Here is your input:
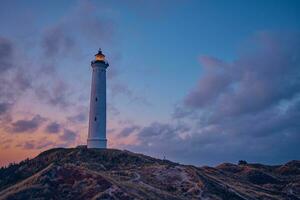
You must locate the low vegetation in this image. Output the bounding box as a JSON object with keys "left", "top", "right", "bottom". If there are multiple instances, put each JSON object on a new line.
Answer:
{"left": 0, "top": 147, "right": 299, "bottom": 199}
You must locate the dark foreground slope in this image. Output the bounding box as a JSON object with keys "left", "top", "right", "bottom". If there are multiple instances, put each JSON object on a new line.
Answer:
{"left": 0, "top": 147, "right": 299, "bottom": 200}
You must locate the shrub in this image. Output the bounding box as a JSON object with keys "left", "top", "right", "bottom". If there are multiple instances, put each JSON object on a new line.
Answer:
{"left": 238, "top": 160, "right": 248, "bottom": 165}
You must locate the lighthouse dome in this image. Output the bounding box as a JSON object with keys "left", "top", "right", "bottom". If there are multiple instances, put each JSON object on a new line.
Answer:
{"left": 95, "top": 48, "right": 105, "bottom": 61}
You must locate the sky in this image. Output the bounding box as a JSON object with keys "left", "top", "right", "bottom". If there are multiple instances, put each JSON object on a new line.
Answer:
{"left": 0, "top": 0, "right": 300, "bottom": 167}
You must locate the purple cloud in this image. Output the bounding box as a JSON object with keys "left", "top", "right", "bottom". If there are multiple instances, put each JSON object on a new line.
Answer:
{"left": 126, "top": 32, "right": 300, "bottom": 166}
{"left": 34, "top": 80, "right": 71, "bottom": 109}
{"left": 42, "top": 26, "right": 75, "bottom": 58}
{"left": 67, "top": 112, "right": 87, "bottom": 123}
{"left": 119, "top": 125, "right": 140, "bottom": 137}
{"left": 0, "top": 37, "right": 14, "bottom": 73}
{"left": 20, "top": 139, "right": 55, "bottom": 150}
{"left": 23, "top": 141, "right": 35, "bottom": 150}
{"left": 185, "top": 32, "right": 300, "bottom": 119}
{"left": 59, "top": 129, "right": 77, "bottom": 143}
{"left": 109, "top": 82, "right": 151, "bottom": 105}
{"left": 0, "top": 103, "right": 10, "bottom": 116}
{"left": 9, "top": 115, "right": 46, "bottom": 133}
{"left": 0, "top": 37, "right": 33, "bottom": 123}
{"left": 45, "top": 122, "right": 61, "bottom": 134}
{"left": 40, "top": 0, "right": 115, "bottom": 60}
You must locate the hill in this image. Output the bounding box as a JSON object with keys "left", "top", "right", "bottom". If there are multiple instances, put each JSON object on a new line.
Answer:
{"left": 0, "top": 147, "right": 299, "bottom": 200}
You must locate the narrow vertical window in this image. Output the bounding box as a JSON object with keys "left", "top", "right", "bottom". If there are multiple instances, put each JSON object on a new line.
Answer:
{"left": 94, "top": 117, "right": 97, "bottom": 121}
{"left": 95, "top": 97, "right": 98, "bottom": 102}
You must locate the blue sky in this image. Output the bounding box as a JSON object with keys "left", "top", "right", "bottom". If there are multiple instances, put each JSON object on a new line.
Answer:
{"left": 0, "top": 0, "right": 300, "bottom": 166}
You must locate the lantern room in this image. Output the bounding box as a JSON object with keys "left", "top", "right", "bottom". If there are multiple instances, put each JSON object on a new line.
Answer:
{"left": 95, "top": 48, "right": 105, "bottom": 61}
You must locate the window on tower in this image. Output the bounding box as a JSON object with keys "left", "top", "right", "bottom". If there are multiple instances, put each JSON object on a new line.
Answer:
{"left": 95, "top": 97, "right": 98, "bottom": 101}
{"left": 94, "top": 117, "right": 97, "bottom": 121}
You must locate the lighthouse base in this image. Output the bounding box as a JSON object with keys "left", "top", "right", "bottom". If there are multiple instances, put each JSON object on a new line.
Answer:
{"left": 87, "top": 138, "right": 107, "bottom": 149}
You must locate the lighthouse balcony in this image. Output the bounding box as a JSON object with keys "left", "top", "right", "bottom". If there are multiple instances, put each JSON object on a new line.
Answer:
{"left": 91, "top": 60, "right": 109, "bottom": 66}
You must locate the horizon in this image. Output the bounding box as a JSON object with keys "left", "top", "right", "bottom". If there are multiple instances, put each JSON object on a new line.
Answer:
{"left": 0, "top": 0, "right": 300, "bottom": 167}
{"left": 1, "top": 146, "right": 298, "bottom": 168}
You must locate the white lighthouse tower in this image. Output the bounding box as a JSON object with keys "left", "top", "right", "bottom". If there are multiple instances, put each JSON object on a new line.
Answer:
{"left": 87, "top": 49, "right": 109, "bottom": 148}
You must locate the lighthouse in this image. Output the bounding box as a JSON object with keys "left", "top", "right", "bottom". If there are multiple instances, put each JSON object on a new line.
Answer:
{"left": 87, "top": 49, "right": 109, "bottom": 148}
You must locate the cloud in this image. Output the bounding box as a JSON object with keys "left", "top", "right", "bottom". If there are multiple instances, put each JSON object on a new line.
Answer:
{"left": 119, "top": 125, "right": 140, "bottom": 137}
{"left": 0, "top": 37, "right": 14, "bottom": 73}
{"left": 35, "top": 0, "right": 119, "bottom": 111}
{"left": 67, "top": 112, "right": 87, "bottom": 123}
{"left": 0, "top": 36, "right": 33, "bottom": 122}
{"left": 107, "top": 103, "right": 120, "bottom": 116}
{"left": 0, "top": 139, "right": 12, "bottom": 145}
{"left": 40, "top": 0, "right": 115, "bottom": 60}
{"left": 23, "top": 141, "right": 35, "bottom": 150}
{"left": 35, "top": 139, "right": 55, "bottom": 150}
{"left": 20, "top": 139, "right": 55, "bottom": 150}
{"left": 42, "top": 26, "right": 75, "bottom": 58}
{"left": 0, "top": 103, "right": 10, "bottom": 116}
{"left": 0, "top": 37, "right": 15, "bottom": 102}
{"left": 110, "top": 82, "right": 133, "bottom": 98}
{"left": 126, "top": 32, "right": 300, "bottom": 165}
{"left": 185, "top": 32, "right": 300, "bottom": 120}
{"left": 128, "top": 122, "right": 191, "bottom": 161}
{"left": 184, "top": 67, "right": 232, "bottom": 108}
{"left": 14, "top": 70, "right": 32, "bottom": 90}
{"left": 109, "top": 82, "right": 151, "bottom": 105}
{"left": 118, "top": 0, "right": 186, "bottom": 19}
{"left": 132, "top": 122, "right": 190, "bottom": 157}
{"left": 138, "top": 122, "right": 190, "bottom": 139}
{"left": 45, "top": 122, "right": 61, "bottom": 134}
{"left": 34, "top": 80, "right": 71, "bottom": 109}
{"left": 0, "top": 0, "right": 121, "bottom": 163}
{"left": 9, "top": 115, "right": 46, "bottom": 133}
{"left": 59, "top": 129, "right": 77, "bottom": 143}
